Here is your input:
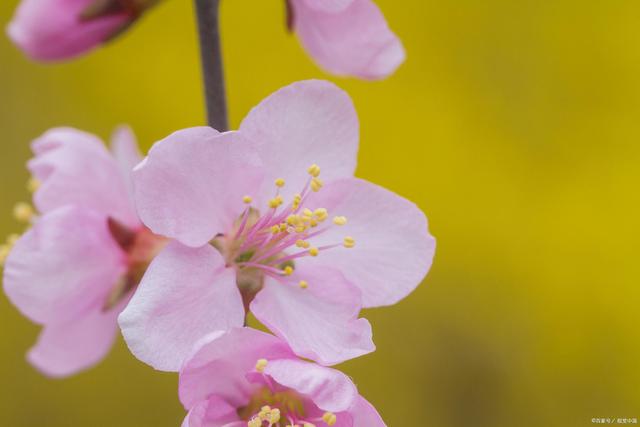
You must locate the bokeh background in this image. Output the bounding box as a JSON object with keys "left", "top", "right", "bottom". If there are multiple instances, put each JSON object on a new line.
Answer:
{"left": 1, "top": 1, "right": 640, "bottom": 426}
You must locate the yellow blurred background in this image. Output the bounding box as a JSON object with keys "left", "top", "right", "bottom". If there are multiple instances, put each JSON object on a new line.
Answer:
{"left": 2, "top": 1, "right": 640, "bottom": 426}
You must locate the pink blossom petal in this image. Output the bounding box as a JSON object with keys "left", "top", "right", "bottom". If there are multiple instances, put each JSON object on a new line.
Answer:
{"left": 239, "top": 80, "right": 358, "bottom": 205}
{"left": 250, "top": 265, "right": 374, "bottom": 365}
{"left": 27, "top": 303, "right": 122, "bottom": 378}
{"left": 28, "top": 127, "right": 137, "bottom": 227}
{"left": 7, "top": 0, "right": 130, "bottom": 62}
{"left": 118, "top": 241, "right": 244, "bottom": 372}
{"left": 350, "top": 396, "right": 386, "bottom": 427}
{"left": 3, "top": 206, "right": 125, "bottom": 324}
{"left": 133, "top": 129, "right": 263, "bottom": 247}
{"left": 302, "top": 0, "right": 354, "bottom": 13}
{"left": 110, "top": 125, "right": 142, "bottom": 216}
{"left": 181, "top": 396, "right": 239, "bottom": 427}
{"left": 292, "top": 0, "right": 405, "bottom": 79}
{"left": 303, "top": 178, "right": 436, "bottom": 308}
{"left": 263, "top": 359, "right": 357, "bottom": 413}
{"left": 179, "top": 328, "right": 294, "bottom": 410}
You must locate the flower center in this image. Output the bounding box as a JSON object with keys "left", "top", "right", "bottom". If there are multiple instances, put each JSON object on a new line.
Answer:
{"left": 210, "top": 164, "right": 355, "bottom": 304}
{"left": 103, "top": 217, "right": 167, "bottom": 310}
{"left": 237, "top": 359, "right": 338, "bottom": 427}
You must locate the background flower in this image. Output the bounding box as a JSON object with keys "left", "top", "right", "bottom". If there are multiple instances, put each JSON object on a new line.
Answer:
{"left": 2, "top": 126, "right": 165, "bottom": 377}
{"left": 179, "top": 327, "right": 385, "bottom": 427}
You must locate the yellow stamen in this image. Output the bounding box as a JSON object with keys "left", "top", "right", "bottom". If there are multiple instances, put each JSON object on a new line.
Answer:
{"left": 270, "top": 225, "right": 281, "bottom": 234}
{"left": 295, "top": 239, "right": 306, "bottom": 248}
{"left": 303, "top": 423, "right": 316, "bottom": 427}
{"left": 268, "top": 196, "right": 283, "bottom": 209}
{"left": 243, "top": 195, "right": 253, "bottom": 204}
{"left": 309, "top": 247, "right": 319, "bottom": 257}
{"left": 301, "top": 241, "right": 310, "bottom": 249}
{"left": 0, "top": 244, "right": 10, "bottom": 267}
{"left": 322, "top": 412, "right": 337, "bottom": 426}
{"left": 27, "top": 177, "right": 40, "bottom": 193}
{"left": 248, "top": 418, "right": 262, "bottom": 427}
{"left": 279, "top": 223, "right": 287, "bottom": 232}
{"left": 314, "top": 208, "right": 328, "bottom": 221}
{"left": 283, "top": 266, "right": 294, "bottom": 276}
{"left": 333, "top": 216, "right": 347, "bottom": 226}
{"left": 268, "top": 408, "right": 280, "bottom": 423}
{"left": 299, "top": 280, "right": 308, "bottom": 289}
{"left": 275, "top": 178, "right": 286, "bottom": 188}
{"left": 343, "top": 236, "right": 355, "bottom": 248}
{"left": 292, "top": 193, "right": 302, "bottom": 209}
{"left": 307, "top": 164, "right": 321, "bottom": 177}
{"left": 13, "top": 202, "right": 34, "bottom": 223}
{"left": 310, "top": 178, "right": 323, "bottom": 192}
{"left": 255, "top": 358, "right": 268, "bottom": 373}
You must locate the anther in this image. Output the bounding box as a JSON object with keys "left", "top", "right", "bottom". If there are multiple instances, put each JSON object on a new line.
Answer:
{"left": 13, "top": 202, "right": 34, "bottom": 223}
{"left": 248, "top": 418, "right": 262, "bottom": 427}
{"left": 343, "top": 236, "right": 355, "bottom": 248}
{"left": 299, "top": 280, "right": 308, "bottom": 289}
{"left": 309, "top": 247, "right": 319, "bottom": 257}
{"left": 255, "top": 358, "right": 268, "bottom": 373}
{"left": 243, "top": 195, "right": 253, "bottom": 204}
{"left": 322, "top": 412, "right": 337, "bottom": 426}
{"left": 269, "top": 196, "right": 283, "bottom": 209}
{"left": 333, "top": 216, "right": 347, "bottom": 226}
{"left": 303, "top": 423, "right": 316, "bottom": 427}
{"left": 283, "top": 266, "right": 294, "bottom": 276}
{"left": 275, "top": 178, "right": 286, "bottom": 188}
{"left": 307, "top": 164, "right": 321, "bottom": 177}
{"left": 27, "top": 177, "right": 40, "bottom": 193}
{"left": 0, "top": 244, "right": 10, "bottom": 267}
{"left": 310, "top": 178, "right": 323, "bottom": 192}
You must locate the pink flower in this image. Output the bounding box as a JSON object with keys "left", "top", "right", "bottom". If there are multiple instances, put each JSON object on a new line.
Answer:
{"left": 287, "top": 0, "right": 405, "bottom": 79}
{"left": 119, "top": 80, "right": 436, "bottom": 371}
{"left": 2, "top": 126, "right": 166, "bottom": 377}
{"left": 7, "top": 0, "right": 158, "bottom": 62}
{"left": 179, "top": 327, "right": 386, "bottom": 427}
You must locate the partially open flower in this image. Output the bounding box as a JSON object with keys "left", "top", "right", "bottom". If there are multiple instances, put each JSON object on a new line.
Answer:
{"left": 7, "top": 0, "right": 160, "bottom": 62}
{"left": 287, "top": 0, "right": 405, "bottom": 79}
{"left": 2, "top": 126, "right": 166, "bottom": 377}
{"left": 119, "top": 80, "right": 436, "bottom": 371}
{"left": 179, "top": 327, "right": 386, "bottom": 427}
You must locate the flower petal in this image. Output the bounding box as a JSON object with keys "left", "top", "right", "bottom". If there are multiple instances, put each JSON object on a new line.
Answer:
{"left": 303, "top": 178, "right": 436, "bottom": 307}
{"left": 239, "top": 80, "right": 358, "bottom": 205}
{"left": 292, "top": 0, "right": 405, "bottom": 79}
{"left": 181, "top": 396, "right": 239, "bottom": 427}
{"left": 251, "top": 265, "right": 374, "bottom": 365}
{"left": 133, "top": 129, "right": 263, "bottom": 247}
{"left": 302, "top": 0, "right": 354, "bottom": 13}
{"left": 118, "top": 241, "right": 244, "bottom": 372}
{"left": 3, "top": 206, "right": 125, "bottom": 324}
{"left": 350, "top": 396, "right": 386, "bottom": 427}
{"left": 7, "top": 0, "right": 130, "bottom": 62}
{"left": 179, "top": 328, "right": 294, "bottom": 410}
{"left": 264, "top": 358, "right": 358, "bottom": 413}
{"left": 110, "top": 125, "right": 142, "bottom": 216}
{"left": 28, "top": 127, "right": 137, "bottom": 227}
{"left": 27, "top": 303, "right": 122, "bottom": 378}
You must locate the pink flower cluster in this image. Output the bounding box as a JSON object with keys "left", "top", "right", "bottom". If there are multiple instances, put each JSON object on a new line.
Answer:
{"left": 7, "top": 0, "right": 404, "bottom": 79}
{"left": 4, "top": 1, "right": 434, "bottom": 425}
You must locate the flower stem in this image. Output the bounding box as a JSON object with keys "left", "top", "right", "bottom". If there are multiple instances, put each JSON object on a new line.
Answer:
{"left": 193, "top": 0, "right": 228, "bottom": 131}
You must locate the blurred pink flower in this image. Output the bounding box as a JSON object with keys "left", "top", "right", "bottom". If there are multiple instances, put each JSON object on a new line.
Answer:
{"left": 119, "top": 80, "right": 435, "bottom": 371}
{"left": 179, "top": 327, "right": 386, "bottom": 427}
{"left": 2, "top": 126, "right": 166, "bottom": 377}
{"left": 288, "top": 0, "right": 405, "bottom": 79}
{"left": 6, "top": 0, "right": 158, "bottom": 62}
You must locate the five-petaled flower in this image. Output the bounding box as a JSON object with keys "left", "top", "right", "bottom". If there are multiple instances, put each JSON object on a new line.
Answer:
{"left": 179, "top": 327, "right": 386, "bottom": 427}
{"left": 7, "top": 0, "right": 159, "bottom": 62}
{"left": 287, "top": 0, "right": 405, "bottom": 79}
{"left": 2, "top": 126, "right": 166, "bottom": 377}
{"left": 118, "top": 79, "right": 436, "bottom": 371}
